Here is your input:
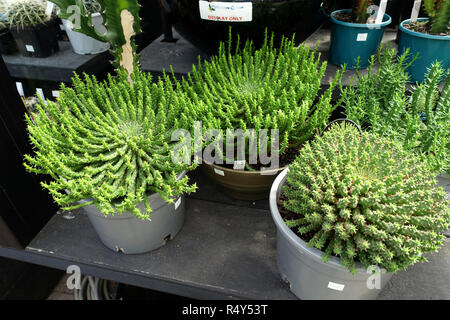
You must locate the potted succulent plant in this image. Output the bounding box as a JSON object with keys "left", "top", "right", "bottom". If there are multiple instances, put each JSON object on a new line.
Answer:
{"left": 24, "top": 0, "right": 202, "bottom": 254}
{"left": 329, "top": 0, "right": 392, "bottom": 69}
{"left": 60, "top": 0, "right": 110, "bottom": 55}
{"left": 398, "top": 0, "right": 450, "bottom": 83}
{"left": 183, "top": 32, "right": 343, "bottom": 200}
{"left": 6, "top": 0, "right": 60, "bottom": 57}
{"left": 270, "top": 122, "right": 450, "bottom": 300}
{"left": 342, "top": 46, "right": 450, "bottom": 175}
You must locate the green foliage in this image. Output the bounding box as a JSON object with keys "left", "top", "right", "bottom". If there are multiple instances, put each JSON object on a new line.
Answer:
{"left": 82, "top": 0, "right": 101, "bottom": 14}
{"left": 423, "top": 0, "right": 450, "bottom": 34}
{"left": 341, "top": 46, "right": 450, "bottom": 174}
{"left": 181, "top": 32, "right": 342, "bottom": 168}
{"left": 282, "top": 123, "right": 450, "bottom": 273}
{"left": 49, "top": 0, "right": 141, "bottom": 72}
{"left": 6, "top": 0, "right": 52, "bottom": 30}
{"left": 24, "top": 71, "right": 201, "bottom": 219}
{"left": 352, "top": 0, "right": 373, "bottom": 23}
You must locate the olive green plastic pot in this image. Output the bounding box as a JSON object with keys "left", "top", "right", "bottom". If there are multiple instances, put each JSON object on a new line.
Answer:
{"left": 201, "top": 161, "right": 287, "bottom": 200}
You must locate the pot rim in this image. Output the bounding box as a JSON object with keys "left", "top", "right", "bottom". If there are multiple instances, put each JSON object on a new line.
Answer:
{"left": 330, "top": 9, "right": 391, "bottom": 28}
{"left": 270, "top": 168, "right": 370, "bottom": 273}
{"left": 400, "top": 18, "right": 450, "bottom": 40}
{"left": 203, "top": 159, "right": 288, "bottom": 176}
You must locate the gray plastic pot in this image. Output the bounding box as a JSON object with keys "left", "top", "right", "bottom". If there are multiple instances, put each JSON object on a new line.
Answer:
{"left": 270, "top": 168, "right": 393, "bottom": 300}
{"left": 79, "top": 172, "right": 186, "bottom": 254}
{"left": 62, "top": 13, "right": 109, "bottom": 55}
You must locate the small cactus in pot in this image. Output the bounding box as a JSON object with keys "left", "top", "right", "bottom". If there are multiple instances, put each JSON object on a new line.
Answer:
{"left": 6, "top": 0, "right": 54, "bottom": 31}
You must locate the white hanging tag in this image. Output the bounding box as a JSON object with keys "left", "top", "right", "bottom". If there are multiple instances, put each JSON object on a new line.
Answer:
{"left": 36, "top": 88, "right": 47, "bottom": 106}
{"left": 16, "top": 82, "right": 25, "bottom": 97}
{"left": 174, "top": 197, "right": 181, "bottom": 210}
{"left": 357, "top": 33, "right": 368, "bottom": 42}
{"left": 52, "top": 90, "right": 60, "bottom": 98}
{"left": 25, "top": 45, "right": 35, "bottom": 53}
{"left": 214, "top": 168, "right": 225, "bottom": 176}
{"left": 411, "top": 0, "right": 421, "bottom": 23}
{"left": 375, "top": 0, "right": 387, "bottom": 24}
{"left": 233, "top": 160, "right": 246, "bottom": 170}
{"left": 199, "top": 0, "right": 252, "bottom": 22}
{"left": 45, "top": 2, "right": 55, "bottom": 18}
{"left": 328, "top": 281, "right": 345, "bottom": 292}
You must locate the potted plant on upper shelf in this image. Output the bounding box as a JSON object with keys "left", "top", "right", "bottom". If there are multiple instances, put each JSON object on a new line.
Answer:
{"left": 24, "top": 0, "right": 203, "bottom": 254}
{"left": 60, "top": 0, "right": 110, "bottom": 55}
{"left": 398, "top": 0, "right": 450, "bottom": 83}
{"left": 182, "top": 32, "right": 343, "bottom": 200}
{"left": 329, "top": 0, "right": 392, "bottom": 69}
{"left": 6, "top": 0, "right": 60, "bottom": 58}
{"left": 270, "top": 122, "right": 450, "bottom": 299}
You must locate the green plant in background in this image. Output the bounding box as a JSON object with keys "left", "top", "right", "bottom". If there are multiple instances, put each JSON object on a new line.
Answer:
{"left": 50, "top": 0, "right": 141, "bottom": 78}
{"left": 6, "top": 0, "right": 53, "bottom": 31}
{"left": 182, "top": 32, "right": 343, "bottom": 170}
{"left": 341, "top": 46, "right": 450, "bottom": 174}
{"left": 24, "top": 71, "right": 201, "bottom": 219}
{"left": 353, "top": 0, "right": 373, "bottom": 23}
{"left": 282, "top": 123, "right": 450, "bottom": 273}
{"left": 423, "top": 0, "right": 450, "bottom": 34}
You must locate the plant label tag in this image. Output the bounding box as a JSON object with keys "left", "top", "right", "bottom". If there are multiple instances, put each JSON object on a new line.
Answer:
{"left": 214, "top": 168, "right": 225, "bottom": 176}
{"left": 52, "top": 90, "right": 60, "bottom": 98}
{"left": 375, "top": 0, "right": 387, "bottom": 24}
{"left": 411, "top": 0, "right": 421, "bottom": 23}
{"left": 233, "top": 160, "right": 246, "bottom": 170}
{"left": 25, "top": 45, "right": 35, "bottom": 53}
{"left": 357, "top": 33, "right": 368, "bottom": 42}
{"left": 328, "top": 281, "right": 345, "bottom": 291}
{"left": 199, "top": 1, "right": 252, "bottom": 22}
{"left": 175, "top": 197, "right": 181, "bottom": 210}
{"left": 36, "top": 88, "right": 47, "bottom": 106}
{"left": 16, "top": 82, "right": 25, "bottom": 97}
{"left": 46, "top": 2, "right": 54, "bottom": 18}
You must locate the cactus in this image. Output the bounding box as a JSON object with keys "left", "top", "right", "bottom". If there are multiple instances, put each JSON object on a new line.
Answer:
{"left": 24, "top": 70, "right": 201, "bottom": 219}
{"left": 50, "top": 0, "right": 141, "bottom": 78}
{"left": 353, "top": 0, "right": 373, "bottom": 23}
{"left": 6, "top": 0, "right": 53, "bottom": 31}
{"left": 281, "top": 123, "right": 450, "bottom": 273}
{"left": 181, "top": 31, "right": 342, "bottom": 169}
{"left": 82, "top": 0, "right": 101, "bottom": 14}
{"left": 423, "top": 0, "right": 450, "bottom": 34}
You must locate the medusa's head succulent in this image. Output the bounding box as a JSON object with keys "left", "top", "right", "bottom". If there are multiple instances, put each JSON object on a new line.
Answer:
{"left": 6, "top": 0, "right": 52, "bottom": 30}
{"left": 24, "top": 71, "right": 203, "bottom": 219}
{"left": 281, "top": 123, "right": 450, "bottom": 273}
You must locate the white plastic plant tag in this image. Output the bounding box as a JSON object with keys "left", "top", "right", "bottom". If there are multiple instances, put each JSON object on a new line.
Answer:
{"left": 25, "top": 45, "right": 35, "bottom": 53}
{"left": 174, "top": 197, "right": 181, "bottom": 210}
{"left": 375, "top": 0, "right": 387, "bottom": 24}
{"left": 233, "top": 160, "right": 246, "bottom": 170}
{"left": 357, "top": 33, "right": 368, "bottom": 42}
{"left": 411, "top": 0, "right": 421, "bottom": 23}
{"left": 45, "top": 2, "right": 54, "bottom": 18}
{"left": 52, "top": 90, "right": 60, "bottom": 98}
{"left": 36, "top": 88, "right": 47, "bottom": 106}
{"left": 16, "top": 82, "right": 25, "bottom": 97}
{"left": 214, "top": 168, "right": 225, "bottom": 176}
{"left": 199, "top": 0, "right": 252, "bottom": 22}
{"left": 328, "top": 281, "right": 345, "bottom": 291}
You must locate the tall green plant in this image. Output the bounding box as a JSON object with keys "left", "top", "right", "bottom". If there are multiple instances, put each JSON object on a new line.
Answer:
{"left": 50, "top": 0, "right": 141, "bottom": 77}
{"left": 341, "top": 46, "right": 450, "bottom": 174}
{"left": 423, "top": 0, "right": 450, "bottom": 34}
{"left": 353, "top": 0, "right": 373, "bottom": 23}
{"left": 181, "top": 32, "right": 343, "bottom": 170}
{"left": 24, "top": 71, "right": 201, "bottom": 219}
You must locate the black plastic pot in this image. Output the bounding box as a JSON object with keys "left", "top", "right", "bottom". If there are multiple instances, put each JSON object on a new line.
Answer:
{"left": 10, "top": 19, "right": 59, "bottom": 58}
{"left": 161, "top": 0, "right": 332, "bottom": 54}
{"left": 0, "top": 29, "right": 17, "bottom": 54}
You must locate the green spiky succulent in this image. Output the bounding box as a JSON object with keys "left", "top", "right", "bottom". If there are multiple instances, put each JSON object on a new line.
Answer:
{"left": 423, "top": 0, "right": 450, "bottom": 34}
{"left": 82, "top": 0, "right": 101, "bottom": 14}
{"left": 6, "top": 0, "right": 53, "bottom": 30}
{"left": 50, "top": 0, "right": 141, "bottom": 76}
{"left": 342, "top": 46, "right": 450, "bottom": 174}
{"left": 24, "top": 71, "right": 202, "bottom": 219}
{"left": 281, "top": 123, "right": 450, "bottom": 274}
{"left": 182, "top": 31, "right": 342, "bottom": 170}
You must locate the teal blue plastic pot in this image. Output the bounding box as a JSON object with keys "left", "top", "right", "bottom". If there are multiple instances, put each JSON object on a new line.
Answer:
{"left": 398, "top": 18, "right": 450, "bottom": 83}
{"left": 329, "top": 9, "right": 392, "bottom": 69}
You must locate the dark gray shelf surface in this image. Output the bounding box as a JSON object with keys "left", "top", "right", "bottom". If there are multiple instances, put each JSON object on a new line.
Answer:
{"left": 2, "top": 41, "right": 110, "bottom": 83}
